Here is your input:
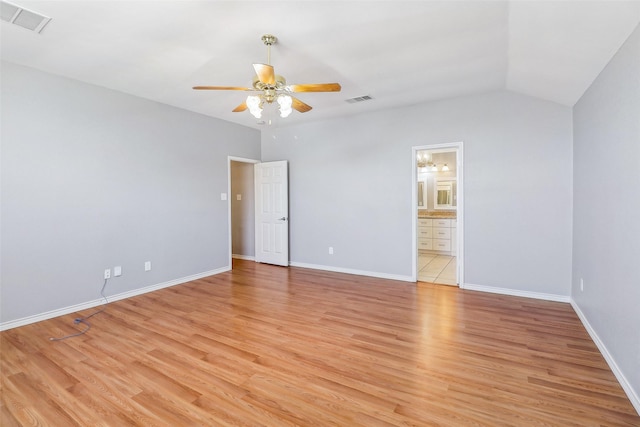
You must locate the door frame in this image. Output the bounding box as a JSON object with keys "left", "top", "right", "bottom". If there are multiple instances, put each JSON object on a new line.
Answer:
{"left": 227, "top": 156, "right": 260, "bottom": 268}
{"left": 412, "top": 142, "right": 464, "bottom": 287}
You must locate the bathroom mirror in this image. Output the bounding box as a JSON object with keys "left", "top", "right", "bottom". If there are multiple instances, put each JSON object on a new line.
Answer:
{"left": 434, "top": 178, "right": 456, "bottom": 210}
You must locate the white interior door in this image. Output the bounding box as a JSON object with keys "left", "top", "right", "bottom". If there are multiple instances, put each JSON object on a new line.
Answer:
{"left": 254, "top": 161, "right": 289, "bottom": 266}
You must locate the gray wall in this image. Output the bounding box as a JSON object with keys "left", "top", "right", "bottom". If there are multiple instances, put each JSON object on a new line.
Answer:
{"left": 230, "top": 161, "right": 255, "bottom": 258}
{"left": 0, "top": 61, "right": 260, "bottom": 324}
{"left": 572, "top": 24, "right": 640, "bottom": 399}
{"left": 262, "top": 91, "right": 573, "bottom": 296}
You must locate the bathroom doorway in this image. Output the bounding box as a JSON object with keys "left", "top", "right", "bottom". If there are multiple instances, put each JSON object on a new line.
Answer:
{"left": 228, "top": 157, "right": 259, "bottom": 267}
{"left": 413, "top": 143, "right": 464, "bottom": 286}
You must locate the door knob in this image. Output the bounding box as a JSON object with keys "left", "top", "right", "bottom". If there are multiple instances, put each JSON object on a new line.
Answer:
{"left": 278, "top": 217, "right": 288, "bottom": 221}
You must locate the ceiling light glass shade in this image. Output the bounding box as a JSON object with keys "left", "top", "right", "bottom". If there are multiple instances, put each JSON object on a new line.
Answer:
{"left": 442, "top": 164, "right": 449, "bottom": 171}
{"left": 277, "top": 95, "right": 292, "bottom": 118}
{"left": 432, "top": 165, "right": 438, "bottom": 172}
{"left": 246, "top": 95, "right": 263, "bottom": 118}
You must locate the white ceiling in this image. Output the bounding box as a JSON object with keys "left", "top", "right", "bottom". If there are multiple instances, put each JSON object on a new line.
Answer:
{"left": 2, "top": 1, "right": 639, "bottom": 129}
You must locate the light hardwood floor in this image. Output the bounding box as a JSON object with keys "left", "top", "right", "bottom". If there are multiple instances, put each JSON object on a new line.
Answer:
{"left": 1, "top": 259, "right": 638, "bottom": 426}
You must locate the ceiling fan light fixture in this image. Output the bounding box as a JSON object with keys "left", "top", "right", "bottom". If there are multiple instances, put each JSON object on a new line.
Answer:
{"left": 277, "top": 95, "right": 292, "bottom": 118}
{"left": 246, "top": 95, "right": 262, "bottom": 118}
{"left": 193, "top": 34, "right": 341, "bottom": 120}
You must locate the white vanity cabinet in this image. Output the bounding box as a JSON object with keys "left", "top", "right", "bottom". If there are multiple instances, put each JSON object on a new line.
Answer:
{"left": 418, "top": 217, "right": 456, "bottom": 255}
{"left": 417, "top": 219, "right": 433, "bottom": 250}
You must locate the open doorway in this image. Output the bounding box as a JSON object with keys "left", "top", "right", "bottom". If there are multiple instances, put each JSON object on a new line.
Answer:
{"left": 413, "top": 143, "right": 464, "bottom": 287}
{"left": 228, "top": 157, "right": 259, "bottom": 267}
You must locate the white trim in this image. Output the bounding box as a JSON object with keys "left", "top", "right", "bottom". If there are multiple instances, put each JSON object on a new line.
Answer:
{"left": 412, "top": 142, "right": 464, "bottom": 287}
{"left": 227, "top": 156, "right": 260, "bottom": 269}
{"left": 232, "top": 254, "right": 255, "bottom": 261}
{"left": 456, "top": 143, "right": 464, "bottom": 287}
{"left": 463, "top": 282, "right": 570, "bottom": 303}
{"left": 570, "top": 299, "right": 640, "bottom": 414}
{"left": 0, "top": 266, "right": 230, "bottom": 331}
{"left": 411, "top": 149, "right": 418, "bottom": 281}
{"left": 289, "top": 261, "right": 413, "bottom": 283}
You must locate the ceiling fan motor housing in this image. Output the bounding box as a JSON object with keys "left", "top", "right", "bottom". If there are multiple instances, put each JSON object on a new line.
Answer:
{"left": 252, "top": 75, "right": 287, "bottom": 103}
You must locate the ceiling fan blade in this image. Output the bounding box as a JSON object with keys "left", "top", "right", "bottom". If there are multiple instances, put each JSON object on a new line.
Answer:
{"left": 253, "top": 63, "right": 275, "bottom": 85}
{"left": 291, "top": 97, "right": 312, "bottom": 113}
{"left": 288, "top": 83, "right": 341, "bottom": 93}
{"left": 232, "top": 101, "right": 248, "bottom": 112}
{"left": 193, "top": 86, "right": 251, "bottom": 90}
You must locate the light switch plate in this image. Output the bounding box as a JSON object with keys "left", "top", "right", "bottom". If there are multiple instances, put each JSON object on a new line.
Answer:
{"left": 220, "top": 193, "right": 227, "bottom": 201}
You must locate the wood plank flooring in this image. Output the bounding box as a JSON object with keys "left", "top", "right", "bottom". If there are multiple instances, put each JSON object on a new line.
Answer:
{"left": 1, "top": 259, "right": 638, "bottom": 426}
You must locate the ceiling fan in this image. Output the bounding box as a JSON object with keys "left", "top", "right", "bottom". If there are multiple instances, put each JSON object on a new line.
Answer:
{"left": 193, "top": 34, "right": 341, "bottom": 119}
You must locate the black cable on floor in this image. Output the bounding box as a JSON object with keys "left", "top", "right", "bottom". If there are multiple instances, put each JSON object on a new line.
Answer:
{"left": 50, "top": 278, "right": 109, "bottom": 341}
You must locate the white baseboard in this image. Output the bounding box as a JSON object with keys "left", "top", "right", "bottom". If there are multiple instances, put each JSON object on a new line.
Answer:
{"left": 0, "top": 266, "right": 231, "bottom": 331}
{"left": 570, "top": 299, "right": 640, "bottom": 415}
{"left": 289, "top": 261, "right": 414, "bottom": 282}
{"left": 462, "top": 282, "right": 570, "bottom": 303}
{"left": 232, "top": 254, "right": 255, "bottom": 261}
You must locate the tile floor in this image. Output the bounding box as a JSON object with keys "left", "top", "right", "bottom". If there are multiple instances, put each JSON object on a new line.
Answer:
{"left": 418, "top": 253, "right": 457, "bottom": 285}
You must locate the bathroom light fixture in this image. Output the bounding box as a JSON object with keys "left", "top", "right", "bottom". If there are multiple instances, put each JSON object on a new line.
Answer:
{"left": 417, "top": 152, "right": 434, "bottom": 169}
{"left": 417, "top": 152, "right": 445, "bottom": 172}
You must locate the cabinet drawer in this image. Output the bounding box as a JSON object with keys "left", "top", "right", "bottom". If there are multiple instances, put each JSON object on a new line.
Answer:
{"left": 433, "top": 219, "right": 451, "bottom": 227}
{"left": 450, "top": 219, "right": 457, "bottom": 228}
{"left": 417, "top": 227, "right": 433, "bottom": 238}
{"left": 433, "top": 239, "right": 451, "bottom": 251}
{"left": 418, "top": 239, "right": 433, "bottom": 250}
{"left": 418, "top": 218, "right": 432, "bottom": 227}
{"left": 433, "top": 227, "right": 451, "bottom": 239}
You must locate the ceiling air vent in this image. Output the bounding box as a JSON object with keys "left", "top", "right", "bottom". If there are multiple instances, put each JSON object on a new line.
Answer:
{"left": 1, "top": 1, "right": 51, "bottom": 33}
{"left": 345, "top": 95, "right": 374, "bottom": 104}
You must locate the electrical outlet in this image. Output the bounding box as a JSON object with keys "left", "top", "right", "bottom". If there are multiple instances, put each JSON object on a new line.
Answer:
{"left": 104, "top": 269, "right": 111, "bottom": 279}
{"left": 329, "top": 247, "right": 334, "bottom": 255}
{"left": 144, "top": 261, "right": 151, "bottom": 272}
{"left": 114, "top": 266, "right": 122, "bottom": 277}
{"left": 580, "top": 278, "right": 584, "bottom": 291}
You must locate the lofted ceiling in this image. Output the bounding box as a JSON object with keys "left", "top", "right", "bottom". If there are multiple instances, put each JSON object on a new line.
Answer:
{"left": 1, "top": 1, "right": 639, "bottom": 129}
